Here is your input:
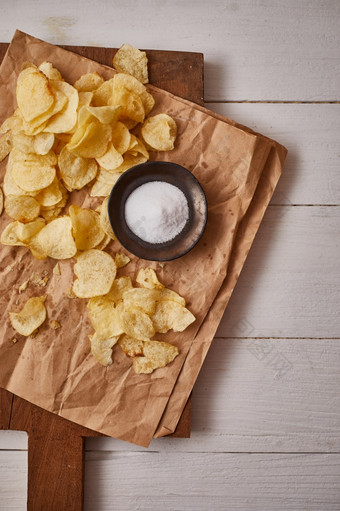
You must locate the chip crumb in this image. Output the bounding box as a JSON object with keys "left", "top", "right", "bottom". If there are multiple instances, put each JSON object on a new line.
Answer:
{"left": 29, "top": 329, "right": 39, "bottom": 338}
{"left": 31, "top": 272, "right": 49, "bottom": 287}
{"left": 42, "top": 269, "right": 49, "bottom": 276}
{"left": 66, "top": 286, "right": 76, "bottom": 299}
{"left": 53, "top": 263, "right": 61, "bottom": 275}
{"left": 12, "top": 337, "right": 18, "bottom": 344}
{"left": 115, "top": 252, "right": 131, "bottom": 269}
{"left": 50, "top": 320, "right": 61, "bottom": 330}
{"left": 18, "top": 280, "right": 29, "bottom": 293}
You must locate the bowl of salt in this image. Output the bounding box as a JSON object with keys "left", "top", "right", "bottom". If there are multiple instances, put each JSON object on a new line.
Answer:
{"left": 107, "top": 161, "right": 207, "bottom": 261}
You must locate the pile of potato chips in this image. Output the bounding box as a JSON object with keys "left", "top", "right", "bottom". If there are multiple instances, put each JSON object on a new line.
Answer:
{"left": 0, "top": 45, "right": 194, "bottom": 373}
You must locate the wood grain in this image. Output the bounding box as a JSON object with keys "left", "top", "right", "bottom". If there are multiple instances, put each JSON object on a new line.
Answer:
{"left": 0, "top": 0, "right": 338, "bottom": 101}
{"left": 0, "top": 41, "right": 204, "bottom": 509}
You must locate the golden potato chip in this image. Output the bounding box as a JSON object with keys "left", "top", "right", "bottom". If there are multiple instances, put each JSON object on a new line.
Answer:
{"left": 72, "top": 249, "right": 117, "bottom": 298}
{"left": 96, "top": 168, "right": 123, "bottom": 185}
{"left": 39, "top": 205, "right": 63, "bottom": 223}
{"left": 94, "top": 233, "right": 112, "bottom": 251}
{"left": 92, "top": 79, "right": 114, "bottom": 107}
{"left": 21, "top": 87, "right": 68, "bottom": 136}
{"left": 96, "top": 143, "right": 124, "bottom": 170}
{"left": 1, "top": 218, "right": 45, "bottom": 246}
{"left": 0, "top": 111, "right": 23, "bottom": 135}
{"left": 113, "top": 44, "right": 149, "bottom": 84}
{"left": 77, "top": 91, "right": 93, "bottom": 110}
{"left": 89, "top": 332, "right": 118, "bottom": 367}
{"left": 141, "top": 113, "right": 177, "bottom": 151}
{"left": 136, "top": 268, "right": 165, "bottom": 290}
{"left": 69, "top": 205, "right": 105, "bottom": 251}
{"left": 127, "top": 135, "right": 149, "bottom": 159}
{"left": 16, "top": 67, "right": 54, "bottom": 122}
{"left": 10, "top": 148, "right": 56, "bottom": 192}
{"left": 74, "top": 72, "right": 104, "bottom": 92}
{"left": 35, "top": 178, "right": 63, "bottom": 208}
{"left": 30, "top": 216, "right": 77, "bottom": 260}
{"left": 159, "top": 288, "right": 186, "bottom": 307}
{"left": 78, "top": 105, "right": 121, "bottom": 126}
{"left": 113, "top": 87, "right": 145, "bottom": 124}
{"left": 107, "top": 153, "right": 147, "bottom": 174}
{"left": 111, "top": 121, "right": 131, "bottom": 154}
{"left": 0, "top": 132, "right": 11, "bottom": 162}
{"left": 115, "top": 252, "right": 130, "bottom": 269}
{"left": 118, "top": 334, "right": 144, "bottom": 357}
{"left": 4, "top": 195, "right": 40, "bottom": 223}
{"left": 113, "top": 73, "right": 154, "bottom": 116}
{"left": 132, "top": 340, "right": 179, "bottom": 374}
{"left": 152, "top": 301, "right": 195, "bottom": 333}
{"left": 44, "top": 80, "right": 79, "bottom": 134}
{"left": 9, "top": 296, "right": 46, "bottom": 336}
{"left": 58, "top": 146, "right": 98, "bottom": 191}
{"left": 117, "top": 302, "right": 155, "bottom": 340}
{"left": 34, "top": 133, "right": 55, "bottom": 155}
{"left": 100, "top": 196, "right": 116, "bottom": 240}
{"left": 3, "top": 153, "right": 38, "bottom": 197}
{"left": 0, "top": 187, "right": 3, "bottom": 216}
{"left": 67, "top": 121, "right": 112, "bottom": 158}
{"left": 122, "top": 288, "right": 160, "bottom": 315}
{"left": 89, "top": 179, "right": 114, "bottom": 197}
{"left": 88, "top": 295, "right": 124, "bottom": 339}
{"left": 108, "top": 276, "right": 133, "bottom": 304}
{"left": 38, "top": 61, "right": 62, "bottom": 81}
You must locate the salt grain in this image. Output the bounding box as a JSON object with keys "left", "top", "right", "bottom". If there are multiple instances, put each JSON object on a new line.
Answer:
{"left": 125, "top": 181, "right": 189, "bottom": 243}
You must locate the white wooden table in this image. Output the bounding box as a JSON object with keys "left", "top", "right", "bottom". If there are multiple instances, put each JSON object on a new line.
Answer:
{"left": 1, "top": 1, "right": 339, "bottom": 509}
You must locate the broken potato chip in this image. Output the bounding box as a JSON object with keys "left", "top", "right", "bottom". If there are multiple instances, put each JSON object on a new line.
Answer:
{"left": 9, "top": 296, "right": 46, "bottom": 336}
{"left": 113, "top": 44, "right": 149, "bottom": 84}
{"left": 141, "top": 113, "right": 177, "bottom": 151}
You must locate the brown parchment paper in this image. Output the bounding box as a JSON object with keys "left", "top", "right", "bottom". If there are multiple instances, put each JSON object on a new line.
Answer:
{"left": 0, "top": 31, "right": 287, "bottom": 447}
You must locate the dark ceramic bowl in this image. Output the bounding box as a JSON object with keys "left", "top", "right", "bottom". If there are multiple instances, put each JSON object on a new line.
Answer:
{"left": 107, "top": 161, "right": 207, "bottom": 261}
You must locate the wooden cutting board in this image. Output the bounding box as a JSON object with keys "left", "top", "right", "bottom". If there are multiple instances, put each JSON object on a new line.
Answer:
{"left": 0, "top": 43, "right": 204, "bottom": 510}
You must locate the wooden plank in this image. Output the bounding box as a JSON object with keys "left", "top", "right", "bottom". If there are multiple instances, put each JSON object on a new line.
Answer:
{"left": 0, "top": 1, "right": 339, "bottom": 101}
{"left": 83, "top": 452, "right": 340, "bottom": 510}
{"left": 216, "top": 205, "right": 340, "bottom": 338}
{"left": 208, "top": 103, "right": 340, "bottom": 206}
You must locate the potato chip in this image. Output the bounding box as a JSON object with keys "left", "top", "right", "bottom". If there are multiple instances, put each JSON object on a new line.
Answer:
{"left": 34, "top": 133, "right": 55, "bottom": 155}
{"left": 113, "top": 73, "right": 154, "bottom": 116}
{"left": 92, "top": 79, "right": 114, "bottom": 107}
{"left": 90, "top": 179, "right": 114, "bottom": 198}
{"left": 74, "top": 72, "right": 104, "bottom": 92}
{"left": 69, "top": 205, "right": 105, "bottom": 251}
{"left": 30, "top": 216, "right": 77, "bottom": 260}
{"left": 108, "top": 276, "right": 133, "bottom": 304}
{"left": 35, "top": 178, "right": 63, "bottom": 208}
{"left": 10, "top": 148, "right": 56, "bottom": 192}
{"left": 4, "top": 195, "right": 40, "bottom": 222}
{"left": 38, "top": 61, "right": 62, "bottom": 81}
{"left": 3, "top": 153, "right": 38, "bottom": 197}
{"left": 67, "top": 121, "right": 112, "bottom": 158}
{"left": 122, "top": 288, "right": 160, "bottom": 315}
{"left": 96, "top": 143, "right": 124, "bottom": 170}
{"left": 136, "top": 268, "right": 165, "bottom": 290}
{"left": 78, "top": 105, "right": 121, "bottom": 126}
{"left": 113, "top": 44, "right": 149, "bottom": 84}
{"left": 127, "top": 135, "right": 149, "bottom": 159}
{"left": 39, "top": 205, "right": 63, "bottom": 223}
{"left": 152, "top": 301, "right": 195, "bottom": 333}
{"left": 72, "top": 249, "right": 117, "bottom": 298}
{"left": 1, "top": 218, "right": 45, "bottom": 246}
{"left": 0, "top": 132, "right": 11, "bottom": 162}
{"left": 16, "top": 67, "right": 54, "bottom": 122}
{"left": 117, "top": 302, "right": 155, "bottom": 340}
{"left": 115, "top": 252, "right": 130, "bottom": 268}
{"left": 9, "top": 296, "right": 46, "bottom": 336}
{"left": 118, "top": 334, "right": 144, "bottom": 357}
{"left": 107, "top": 153, "right": 147, "bottom": 174}
{"left": 132, "top": 340, "right": 179, "bottom": 374}
{"left": 0, "top": 187, "right": 3, "bottom": 216}
{"left": 0, "top": 111, "right": 23, "bottom": 135}
{"left": 88, "top": 295, "right": 124, "bottom": 339}
{"left": 94, "top": 233, "right": 112, "bottom": 251}
{"left": 111, "top": 121, "right": 131, "bottom": 154}
{"left": 159, "top": 288, "right": 186, "bottom": 307}
{"left": 77, "top": 91, "right": 93, "bottom": 110}
{"left": 58, "top": 146, "right": 98, "bottom": 191}
{"left": 20, "top": 87, "right": 67, "bottom": 136}
{"left": 141, "top": 113, "right": 177, "bottom": 151}
{"left": 44, "top": 80, "right": 79, "bottom": 134}
{"left": 100, "top": 197, "right": 116, "bottom": 240}
{"left": 89, "top": 332, "right": 118, "bottom": 366}
{"left": 96, "top": 167, "right": 123, "bottom": 185}
{"left": 112, "top": 86, "right": 145, "bottom": 124}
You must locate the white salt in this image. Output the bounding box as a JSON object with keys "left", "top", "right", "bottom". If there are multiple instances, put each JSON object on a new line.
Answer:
{"left": 124, "top": 181, "right": 189, "bottom": 243}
